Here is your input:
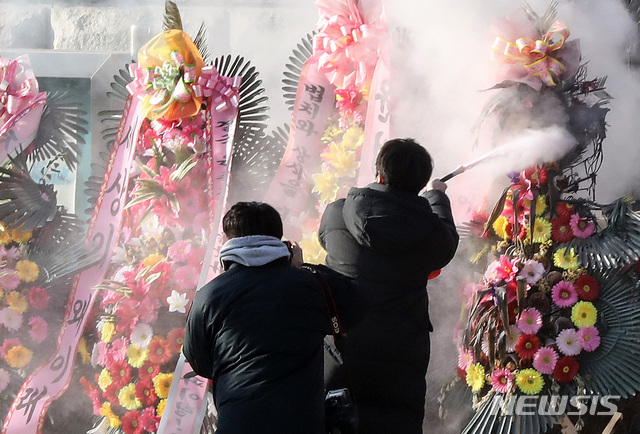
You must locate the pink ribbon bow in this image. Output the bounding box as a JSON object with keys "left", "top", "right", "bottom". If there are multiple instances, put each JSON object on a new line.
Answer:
{"left": 0, "top": 56, "right": 46, "bottom": 125}
{"left": 193, "top": 65, "right": 241, "bottom": 112}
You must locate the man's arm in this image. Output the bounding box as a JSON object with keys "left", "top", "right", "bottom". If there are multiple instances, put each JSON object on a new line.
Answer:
{"left": 421, "top": 187, "right": 460, "bottom": 269}
{"left": 183, "top": 289, "right": 215, "bottom": 379}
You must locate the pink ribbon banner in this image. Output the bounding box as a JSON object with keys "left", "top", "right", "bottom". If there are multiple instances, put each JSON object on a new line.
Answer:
{"left": 356, "top": 56, "right": 390, "bottom": 187}
{"left": 2, "top": 96, "right": 144, "bottom": 434}
{"left": 0, "top": 55, "right": 47, "bottom": 164}
{"left": 158, "top": 79, "right": 240, "bottom": 434}
{"left": 264, "top": 62, "right": 335, "bottom": 239}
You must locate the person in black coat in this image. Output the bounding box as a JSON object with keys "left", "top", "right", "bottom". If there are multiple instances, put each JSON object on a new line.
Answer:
{"left": 183, "top": 201, "right": 361, "bottom": 434}
{"left": 319, "top": 138, "right": 459, "bottom": 434}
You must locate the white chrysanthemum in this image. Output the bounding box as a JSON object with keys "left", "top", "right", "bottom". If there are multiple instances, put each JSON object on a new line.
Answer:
{"left": 131, "top": 323, "right": 154, "bottom": 349}
{"left": 140, "top": 214, "right": 163, "bottom": 239}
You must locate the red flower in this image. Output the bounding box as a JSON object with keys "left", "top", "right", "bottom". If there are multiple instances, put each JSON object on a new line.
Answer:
{"left": 515, "top": 334, "right": 540, "bottom": 359}
{"left": 139, "top": 361, "right": 161, "bottom": 382}
{"left": 556, "top": 202, "right": 576, "bottom": 218}
{"left": 148, "top": 337, "right": 172, "bottom": 365}
{"left": 520, "top": 166, "right": 548, "bottom": 187}
{"left": 103, "top": 383, "right": 121, "bottom": 407}
{"left": 575, "top": 274, "right": 600, "bottom": 301}
{"left": 135, "top": 379, "right": 158, "bottom": 406}
{"left": 551, "top": 216, "right": 574, "bottom": 243}
{"left": 554, "top": 356, "right": 579, "bottom": 383}
{"left": 167, "top": 328, "right": 185, "bottom": 354}
{"left": 109, "top": 360, "right": 132, "bottom": 387}
{"left": 28, "top": 287, "right": 50, "bottom": 310}
{"left": 122, "top": 411, "right": 144, "bottom": 434}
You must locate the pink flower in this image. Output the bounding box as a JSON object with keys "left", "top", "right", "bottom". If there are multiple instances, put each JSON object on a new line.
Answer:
{"left": 110, "top": 337, "right": 129, "bottom": 362}
{"left": 140, "top": 407, "right": 160, "bottom": 432}
{"left": 0, "top": 271, "right": 20, "bottom": 291}
{"left": 569, "top": 214, "right": 595, "bottom": 239}
{"left": 138, "top": 296, "right": 160, "bottom": 324}
{"left": 28, "top": 286, "right": 50, "bottom": 310}
{"left": 517, "top": 308, "right": 543, "bottom": 334}
{"left": 520, "top": 260, "right": 545, "bottom": 285}
{"left": 578, "top": 326, "right": 601, "bottom": 352}
{"left": 187, "top": 246, "right": 207, "bottom": 269}
{"left": 505, "top": 325, "right": 522, "bottom": 353}
{"left": 458, "top": 348, "right": 475, "bottom": 370}
{"left": 96, "top": 341, "right": 112, "bottom": 368}
{"left": 28, "top": 316, "right": 48, "bottom": 343}
{"left": 174, "top": 265, "right": 200, "bottom": 289}
{"left": 556, "top": 328, "right": 582, "bottom": 356}
{"left": 5, "top": 247, "right": 21, "bottom": 262}
{"left": 552, "top": 281, "right": 578, "bottom": 307}
{"left": 484, "top": 255, "right": 519, "bottom": 283}
{"left": 0, "top": 307, "right": 22, "bottom": 331}
{"left": 192, "top": 211, "right": 210, "bottom": 234}
{"left": 0, "top": 368, "right": 10, "bottom": 393}
{"left": 533, "top": 347, "right": 559, "bottom": 374}
{"left": 490, "top": 368, "right": 514, "bottom": 394}
{"left": 168, "top": 240, "right": 193, "bottom": 263}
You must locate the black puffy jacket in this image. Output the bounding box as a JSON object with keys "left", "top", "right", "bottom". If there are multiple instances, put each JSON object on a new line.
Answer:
{"left": 319, "top": 183, "right": 459, "bottom": 434}
{"left": 183, "top": 258, "right": 361, "bottom": 434}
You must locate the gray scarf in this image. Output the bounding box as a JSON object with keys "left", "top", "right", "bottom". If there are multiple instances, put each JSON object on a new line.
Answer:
{"left": 219, "top": 235, "right": 290, "bottom": 271}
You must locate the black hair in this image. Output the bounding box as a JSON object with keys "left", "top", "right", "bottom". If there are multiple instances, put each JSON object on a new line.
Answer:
{"left": 375, "top": 138, "right": 433, "bottom": 194}
{"left": 222, "top": 202, "right": 284, "bottom": 239}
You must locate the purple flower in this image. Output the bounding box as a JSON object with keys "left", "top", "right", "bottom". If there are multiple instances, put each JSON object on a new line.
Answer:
{"left": 552, "top": 281, "right": 578, "bottom": 307}
{"left": 533, "top": 346, "right": 559, "bottom": 374}
{"left": 578, "top": 326, "right": 601, "bottom": 352}
{"left": 556, "top": 328, "right": 582, "bottom": 356}
{"left": 517, "top": 308, "right": 543, "bottom": 334}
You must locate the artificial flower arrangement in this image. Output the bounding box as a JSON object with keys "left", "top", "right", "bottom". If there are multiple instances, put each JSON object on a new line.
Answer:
{"left": 0, "top": 225, "right": 46, "bottom": 389}
{"left": 79, "top": 112, "right": 212, "bottom": 433}
{"left": 297, "top": 0, "right": 386, "bottom": 263}
{"left": 458, "top": 163, "right": 603, "bottom": 400}
{"left": 446, "top": 3, "right": 640, "bottom": 433}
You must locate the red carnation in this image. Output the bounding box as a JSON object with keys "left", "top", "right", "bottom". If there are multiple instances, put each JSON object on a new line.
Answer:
{"left": 554, "top": 356, "right": 580, "bottom": 383}
{"left": 515, "top": 334, "right": 540, "bottom": 359}
{"left": 575, "top": 274, "right": 600, "bottom": 301}
{"left": 551, "top": 216, "right": 575, "bottom": 243}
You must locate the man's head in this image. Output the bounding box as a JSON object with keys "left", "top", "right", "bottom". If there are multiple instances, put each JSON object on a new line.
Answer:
{"left": 375, "top": 138, "right": 433, "bottom": 194}
{"left": 222, "top": 202, "right": 284, "bottom": 240}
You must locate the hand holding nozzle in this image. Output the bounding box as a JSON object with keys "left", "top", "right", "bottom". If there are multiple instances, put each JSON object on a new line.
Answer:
{"left": 440, "top": 165, "right": 466, "bottom": 183}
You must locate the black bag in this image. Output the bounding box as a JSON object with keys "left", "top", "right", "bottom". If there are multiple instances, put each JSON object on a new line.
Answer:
{"left": 303, "top": 265, "right": 358, "bottom": 434}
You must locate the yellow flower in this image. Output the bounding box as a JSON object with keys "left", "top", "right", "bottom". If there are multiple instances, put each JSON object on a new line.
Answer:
{"left": 153, "top": 372, "right": 174, "bottom": 399}
{"left": 321, "top": 126, "right": 342, "bottom": 143}
{"left": 516, "top": 368, "right": 544, "bottom": 395}
{"left": 101, "top": 321, "right": 116, "bottom": 343}
{"left": 312, "top": 167, "right": 340, "bottom": 204}
{"left": 466, "top": 363, "right": 485, "bottom": 392}
{"left": 118, "top": 383, "right": 141, "bottom": 410}
{"left": 342, "top": 127, "right": 364, "bottom": 151}
{"left": 98, "top": 369, "right": 113, "bottom": 392}
{"left": 527, "top": 218, "right": 551, "bottom": 244}
{"left": 6, "top": 345, "right": 33, "bottom": 368}
{"left": 127, "top": 344, "right": 149, "bottom": 368}
{"left": 299, "top": 231, "right": 327, "bottom": 265}
{"left": 11, "top": 227, "right": 32, "bottom": 243}
{"left": 493, "top": 215, "right": 510, "bottom": 239}
{"left": 157, "top": 399, "right": 167, "bottom": 417}
{"left": 77, "top": 338, "right": 91, "bottom": 365}
{"left": 143, "top": 253, "right": 165, "bottom": 269}
{"left": 554, "top": 247, "right": 580, "bottom": 270}
{"left": 0, "top": 227, "right": 12, "bottom": 244}
{"left": 6, "top": 291, "right": 28, "bottom": 314}
{"left": 571, "top": 301, "right": 597, "bottom": 327}
{"left": 535, "top": 195, "right": 547, "bottom": 215}
{"left": 15, "top": 260, "right": 39, "bottom": 282}
{"left": 321, "top": 142, "right": 359, "bottom": 178}
{"left": 99, "top": 403, "right": 121, "bottom": 428}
